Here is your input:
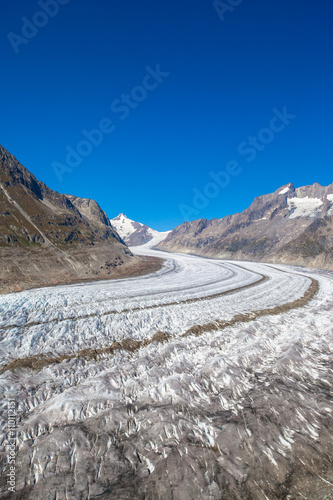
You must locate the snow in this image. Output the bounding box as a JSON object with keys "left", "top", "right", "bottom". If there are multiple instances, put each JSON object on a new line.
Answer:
{"left": 327, "top": 194, "right": 333, "bottom": 215}
{"left": 253, "top": 217, "right": 268, "bottom": 222}
{"left": 0, "top": 249, "right": 318, "bottom": 365}
{"left": 111, "top": 213, "right": 170, "bottom": 244}
{"left": 111, "top": 213, "right": 137, "bottom": 238}
{"left": 135, "top": 229, "right": 171, "bottom": 248}
{"left": 287, "top": 196, "right": 323, "bottom": 219}
{"left": 1, "top": 247, "right": 332, "bottom": 497}
{"left": 278, "top": 186, "right": 290, "bottom": 195}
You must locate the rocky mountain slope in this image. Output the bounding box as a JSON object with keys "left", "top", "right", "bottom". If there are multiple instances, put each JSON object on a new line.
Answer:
{"left": 0, "top": 145, "right": 160, "bottom": 293}
{"left": 111, "top": 213, "right": 170, "bottom": 246}
{"left": 156, "top": 182, "right": 333, "bottom": 270}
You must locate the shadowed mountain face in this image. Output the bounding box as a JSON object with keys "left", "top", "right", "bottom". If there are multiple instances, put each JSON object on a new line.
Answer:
{"left": 0, "top": 145, "right": 143, "bottom": 293}
{"left": 156, "top": 182, "right": 333, "bottom": 270}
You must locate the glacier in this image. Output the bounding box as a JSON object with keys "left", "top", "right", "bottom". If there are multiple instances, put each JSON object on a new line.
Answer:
{"left": 0, "top": 244, "right": 332, "bottom": 499}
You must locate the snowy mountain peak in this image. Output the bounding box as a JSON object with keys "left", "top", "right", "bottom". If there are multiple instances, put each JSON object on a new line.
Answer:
{"left": 277, "top": 183, "right": 294, "bottom": 195}
{"left": 113, "top": 213, "right": 126, "bottom": 220}
{"left": 111, "top": 213, "right": 170, "bottom": 247}
{"left": 111, "top": 214, "right": 137, "bottom": 237}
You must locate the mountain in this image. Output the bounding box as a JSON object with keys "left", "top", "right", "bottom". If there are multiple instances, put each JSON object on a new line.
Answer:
{"left": 156, "top": 182, "right": 333, "bottom": 270}
{"left": 66, "top": 194, "right": 113, "bottom": 228}
{"left": 111, "top": 213, "right": 170, "bottom": 246}
{"left": 0, "top": 145, "right": 160, "bottom": 293}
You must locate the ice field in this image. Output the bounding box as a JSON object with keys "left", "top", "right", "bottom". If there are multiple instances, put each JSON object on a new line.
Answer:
{"left": 1, "top": 246, "right": 333, "bottom": 499}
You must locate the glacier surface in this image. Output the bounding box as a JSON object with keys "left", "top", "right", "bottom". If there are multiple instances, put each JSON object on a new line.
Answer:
{"left": 0, "top": 246, "right": 332, "bottom": 499}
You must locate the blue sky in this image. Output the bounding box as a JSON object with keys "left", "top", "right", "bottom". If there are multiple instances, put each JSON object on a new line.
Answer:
{"left": 1, "top": 0, "right": 332, "bottom": 230}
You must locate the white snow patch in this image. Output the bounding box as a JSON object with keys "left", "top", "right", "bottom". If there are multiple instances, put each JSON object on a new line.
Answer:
{"left": 278, "top": 186, "right": 290, "bottom": 195}
{"left": 288, "top": 197, "right": 323, "bottom": 219}
{"left": 253, "top": 216, "right": 268, "bottom": 222}
{"left": 141, "top": 229, "right": 171, "bottom": 249}
{"left": 327, "top": 194, "right": 333, "bottom": 215}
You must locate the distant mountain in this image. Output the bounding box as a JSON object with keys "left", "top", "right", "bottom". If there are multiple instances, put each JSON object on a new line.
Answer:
{"left": 111, "top": 213, "right": 170, "bottom": 247}
{"left": 0, "top": 145, "right": 153, "bottom": 293}
{"left": 156, "top": 182, "right": 333, "bottom": 270}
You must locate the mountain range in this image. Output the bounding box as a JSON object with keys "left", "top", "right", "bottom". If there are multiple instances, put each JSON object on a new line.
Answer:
{"left": 1, "top": 143, "right": 332, "bottom": 295}
{"left": 156, "top": 182, "right": 333, "bottom": 270}
{"left": 0, "top": 145, "right": 160, "bottom": 293}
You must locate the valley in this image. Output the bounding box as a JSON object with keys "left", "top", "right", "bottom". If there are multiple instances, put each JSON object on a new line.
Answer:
{"left": 1, "top": 243, "right": 332, "bottom": 499}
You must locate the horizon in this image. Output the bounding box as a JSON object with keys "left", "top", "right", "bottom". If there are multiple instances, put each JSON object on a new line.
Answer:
{"left": 1, "top": 0, "right": 333, "bottom": 231}
{"left": 2, "top": 142, "right": 333, "bottom": 232}
{"left": 111, "top": 179, "right": 333, "bottom": 232}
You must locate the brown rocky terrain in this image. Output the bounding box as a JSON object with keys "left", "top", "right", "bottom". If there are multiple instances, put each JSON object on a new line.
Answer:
{"left": 157, "top": 182, "right": 333, "bottom": 269}
{"left": 0, "top": 145, "right": 161, "bottom": 293}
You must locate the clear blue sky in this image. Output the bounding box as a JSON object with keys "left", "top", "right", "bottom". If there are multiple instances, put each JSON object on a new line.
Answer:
{"left": 1, "top": 0, "right": 332, "bottom": 230}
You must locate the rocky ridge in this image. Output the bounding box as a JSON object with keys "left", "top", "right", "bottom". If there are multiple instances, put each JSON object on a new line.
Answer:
{"left": 0, "top": 145, "right": 159, "bottom": 293}
{"left": 156, "top": 182, "right": 333, "bottom": 269}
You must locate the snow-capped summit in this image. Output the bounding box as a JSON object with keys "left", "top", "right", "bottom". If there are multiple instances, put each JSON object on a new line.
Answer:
{"left": 111, "top": 213, "right": 170, "bottom": 247}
